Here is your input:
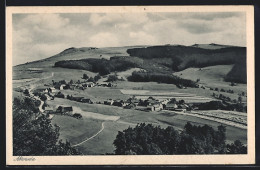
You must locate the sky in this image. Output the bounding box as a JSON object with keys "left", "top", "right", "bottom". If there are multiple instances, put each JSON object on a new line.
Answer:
{"left": 12, "top": 12, "right": 246, "bottom": 66}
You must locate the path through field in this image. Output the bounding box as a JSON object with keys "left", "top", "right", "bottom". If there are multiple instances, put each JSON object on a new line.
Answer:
{"left": 72, "top": 122, "right": 105, "bottom": 147}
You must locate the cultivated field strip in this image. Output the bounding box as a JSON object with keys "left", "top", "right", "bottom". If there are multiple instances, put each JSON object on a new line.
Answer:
{"left": 166, "top": 110, "right": 247, "bottom": 129}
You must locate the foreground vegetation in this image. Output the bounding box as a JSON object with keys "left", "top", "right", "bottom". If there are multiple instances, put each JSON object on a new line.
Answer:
{"left": 127, "top": 71, "right": 198, "bottom": 88}
{"left": 13, "top": 97, "right": 81, "bottom": 155}
{"left": 113, "top": 123, "right": 247, "bottom": 155}
{"left": 54, "top": 56, "right": 142, "bottom": 75}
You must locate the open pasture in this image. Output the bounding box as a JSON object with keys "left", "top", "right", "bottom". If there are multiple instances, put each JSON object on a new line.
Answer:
{"left": 51, "top": 115, "right": 103, "bottom": 145}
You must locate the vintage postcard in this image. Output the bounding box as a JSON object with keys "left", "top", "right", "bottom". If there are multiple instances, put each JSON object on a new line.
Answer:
{"left": 6, "top": 6, "right": 255, "bottom": 165}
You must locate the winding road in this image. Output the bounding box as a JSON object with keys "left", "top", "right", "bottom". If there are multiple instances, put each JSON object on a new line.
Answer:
{"left": 72, "top": 122, "right": 105, "bottom": 147}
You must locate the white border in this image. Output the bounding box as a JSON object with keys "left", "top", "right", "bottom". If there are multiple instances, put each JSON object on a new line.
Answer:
{"left": 6, "top": 6, "right": 255, "bottom": 165}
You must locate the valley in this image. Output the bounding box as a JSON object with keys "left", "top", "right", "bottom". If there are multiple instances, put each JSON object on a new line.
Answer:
{"left": 13, "top": 44, "right": 248, "bottom": 155}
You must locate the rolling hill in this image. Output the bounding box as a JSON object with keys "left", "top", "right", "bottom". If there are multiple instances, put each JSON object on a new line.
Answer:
{"left": 48, "top": 44, "right": 246, "bottom": 83}
{"left": 14, "top": 43, "right": 246, "bottom": 83}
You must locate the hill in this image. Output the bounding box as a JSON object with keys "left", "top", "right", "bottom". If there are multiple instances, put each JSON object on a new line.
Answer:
{"left": 191, "top": 43, "right": 236, "bottom": 50}
{"left": 126, "top": 45, "right": 246, "bottom": 83}
{"left": 14, "top": 44, "right": 246, "bottom": 84}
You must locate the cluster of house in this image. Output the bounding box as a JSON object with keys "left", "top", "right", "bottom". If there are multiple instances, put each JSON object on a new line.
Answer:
{"left": 43, "top": 105, "right": 82, "bottom": 119}
{"left": 67, "top": 95, "right": 93, "bottom": 104}
{"left": 33, "top": 79, "right": 115, "bottom": 100}
{"left": 103, "top": 96, "right": 191, "bottom": 112}
{"left": 52, "top": 81, "right": 114, "bottom": 91}
{"left": 32, "top": 87, "right": 57, "bottom": 100}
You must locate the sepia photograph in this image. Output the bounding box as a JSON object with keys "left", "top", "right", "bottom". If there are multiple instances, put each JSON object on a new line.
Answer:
{"left": 6, "top": 6, "right": 255, "bottom": 165}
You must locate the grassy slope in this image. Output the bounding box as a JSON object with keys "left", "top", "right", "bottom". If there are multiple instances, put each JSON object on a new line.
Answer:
{"left": 191, "top": 43, "right": 235, "bottom": 50}
{"left": 127, "top": 45, "right": 246, "bottom": 83}
{"left": 172, "top": 65, "right": 247, "bottom": 101}
{"left": 51, "top": 115, "right": 103, "bottom": 145}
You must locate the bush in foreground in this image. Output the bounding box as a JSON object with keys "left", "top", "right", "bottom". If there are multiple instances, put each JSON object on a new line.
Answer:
{"left": 13, "top": 97, "right": 81, "bottom": 156}
{"left": 113, "top": 122, "right": 246, "bottom": 155}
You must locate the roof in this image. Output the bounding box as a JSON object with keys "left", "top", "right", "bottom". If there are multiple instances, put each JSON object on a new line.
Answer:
{"left": 45, "top": 107, "right": 53, "bottom": 111}
{"left": 73, "top": 113, "right": 82, "bottom": 116}
{"left": 166, "top": 103, "right": 178, "bottom": 108}
{"left": 82, "top": 98, "right": 91, "bottom": 100}
{"left": 34, "top": 88, "right": 47, "bottom": 91}
{"left": 73, "top": 96, "right": 84, "bottom": 99}
{"left": 179, "top": 104, "right": 188, "bottom": 109}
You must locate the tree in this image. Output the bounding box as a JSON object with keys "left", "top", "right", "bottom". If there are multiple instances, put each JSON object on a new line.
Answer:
{"left": 55, "top": 92, "right": 65, "bottom": 98}
{"left": 94, "top": 74, "right": 101, "bottom": 82}
{"left": 69, "top": 79, "right": 73, "bottom": 84}
{"left": 214, "top": 125, "right": 227, "bottom": 153}
{"left": 67, "top": 95, "right": 72, "bottom": 100}
{"left": 13, "top": 97, "right": 81, "bottom": 155}
{"left": 24, "top": 89, "right": 29, "bottom": 95}
{"left": 113, "top": 122, "right": 227, "bottom": 155}
{"left": 83, "top": 73, "right": 89, "bottom": 80}
{"left": 196, "top": 78, "right": 200, "bottom": 83}
{"left": 169, "top": 98, "right": 177, "bottom": 104}
{"left": 238, "top": 96, "right": 242, "bottom": 103}
{"left": 87, "top": 77, "right": 94, "bottom": 82}
{"left": 40, "top": 94, "right": 47, "bottom": 101}
{"left": 178, "top": 99, "right": 185, "bottom": 105}
{"left": 59, "top": 80, "right": 66, "bottom": 84}
{"left": 107, "top": 74, "right": 118, "bottom": 82}
{"left": 226, "top": 140, "right": 247, "bottom": 154}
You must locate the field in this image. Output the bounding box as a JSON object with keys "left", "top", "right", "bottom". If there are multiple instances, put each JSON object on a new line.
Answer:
{"left": 172, "top": 65, "right": 247, "bottom": 95}
{"left": 51, "top": 115, "right": 103, "bottom": 145}
{"left": 50, "top": 106, "right": 247, "bottom": 154}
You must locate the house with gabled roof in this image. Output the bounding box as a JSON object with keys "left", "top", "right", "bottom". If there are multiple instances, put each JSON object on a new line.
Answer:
{"left": 104, "top": 99, "right": 114, "bottom": 105}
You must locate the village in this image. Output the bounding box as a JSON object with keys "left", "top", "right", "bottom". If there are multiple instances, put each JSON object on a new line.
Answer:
{"left": 18, "top": 68, "right": 247, "bottom": 130}
{"left": 23, "top": 76, "right": 196, "bottom": 120}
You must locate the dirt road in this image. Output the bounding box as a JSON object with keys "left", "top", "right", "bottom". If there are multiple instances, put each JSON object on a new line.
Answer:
{"left": 72, "top": 122, "right": 105, "bottom": 147}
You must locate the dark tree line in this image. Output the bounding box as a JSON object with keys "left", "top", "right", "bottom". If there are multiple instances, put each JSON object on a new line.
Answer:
{"left": 127, "top": 71, "right": 198, "bottom": 88}
{"left": 196, "top": 100, "right": 246, "bottom": 113}
{"left": 113, "top": 122, "right": 246, "bottom": 155}
{"left": 55, "top": 57, "right": 141, "bottom": 76}
{"left": 13, "top": 97, "right": 81, "bottom": 155}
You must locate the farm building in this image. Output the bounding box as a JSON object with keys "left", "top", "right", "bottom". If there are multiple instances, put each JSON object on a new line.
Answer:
{"left": 113, "top": 100, "right": 126, "bottom": 107}
{"left": 73, "top": 113, "right": 83, "bottom": 119}
{"left": 34, "top": 88, "right": 48, "bottom": 93}
{"left": 165, "top": 103, "right": 178, "bottom": 110}
{"left": 124, "top": 103, "right": 136, "bottom": 109}
{"left": 54, "top": 84, "right": 66, "bottom": 90}
{"left": 127, "top": 97, "right": 140, "bottom": 105}
{"left": 175, "top": 104, "right": 189, "bottom": 112}
{"left": 71, "top": 96, "right": 84, "bottom": 102}
{"left": 48, "top": 87, "right": 57, "bottom": 93}
{"left": 147, "top": 103, "right": 163, "bottom": 112}
{"left": 161, "top": 99, "right": 170, "bottom": 105}
{"left": 81, "top": 98, "right": 93, "bottom": 104}
{"left": 98, "top": 82, "right": 110, "bottom": 87}
{"left": 104, "top": 99, "right": 114, "bottom": 105}
{"left": 56, "top": 106, "right": 73, "bottom": 114}
{"left": 86, "top": 82, "right": 95, "bottom": 87}
{"left": 44, "top": 107, "right": 54, "bottom": 114}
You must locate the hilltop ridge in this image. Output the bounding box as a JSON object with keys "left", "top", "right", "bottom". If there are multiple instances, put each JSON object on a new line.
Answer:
{"left": 14, "top": 43, "right": 246, "bottom": 83}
